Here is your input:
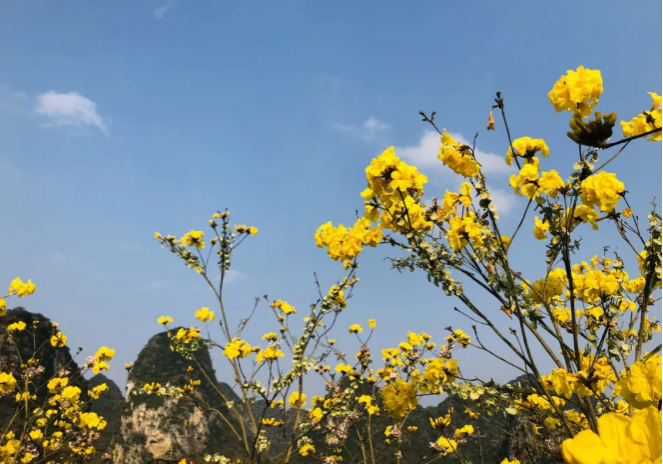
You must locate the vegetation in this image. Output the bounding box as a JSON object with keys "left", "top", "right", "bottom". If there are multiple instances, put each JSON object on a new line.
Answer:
{"left": 0, "top": 66, "right": 661, "bottom": 464}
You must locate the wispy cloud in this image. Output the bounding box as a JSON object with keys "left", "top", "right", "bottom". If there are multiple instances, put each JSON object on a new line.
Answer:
{"left": 0, "top": 83, "right": 29, "bottom": 115}
{"left": 317, "top": 74, "right": 341, "bottom": 94}
{"left": 208, "top": 269, "right": 247, "bottom": 286}
{"left": 331, "top": 116, "right": 390, "bottom": 143}
{"left": 487, "top": 186, "right": 516, "bottom": 215}
{"left": 154, "top": 0, "right": 177, "bottom": 19}
{"left": 47, "top": 252, "right": 66, "bottom": 266}
{"left": 396, "top": 131, "right": 517, "bottom": 215}
{"left": 36, "top": 91, "right": 108, "bottom": 136}
{"left": 396, "top": 130, "right": 510, "bottom": 175}
{"left": 148, "top": 281, "right": 167, "bottom": 290}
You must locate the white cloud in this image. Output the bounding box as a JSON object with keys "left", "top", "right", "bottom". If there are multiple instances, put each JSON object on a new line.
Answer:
{"left": 331, "top": 116, "right": 390, "bottom": 142}
{"left": 396, "top": 131, "right": 517, "bottom": 215}
{"left": 36, "top": 91, "right": 108, "bottom": 136}
{"left": 318, "top": 74, "right": 341, "bottom": 94}
{"left": 154, "top": 1, "right": 177, "bottom": 19}
{"left": 396, "top": 130, "right": 511, "bottom": 175}
{"left": 486, "top": 186, "right": 516, "bottom": 215}
{"left": 395, "top": 130, "right": 441, "bottom": 170}
{"left": 224, "top": 270, "right": 247, "bottom": 283}
{"left": 208, "top": 270, "right": 247, "bottom": 286}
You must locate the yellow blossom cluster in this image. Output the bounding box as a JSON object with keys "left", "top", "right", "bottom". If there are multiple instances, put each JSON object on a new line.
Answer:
{"left": 505, "top": 136, "right": 550, "bottom": 166}
{"left": 447, "top": 211, "right": 485, "bottom": 250}
{"left": 181, "top": 230, "right": 205, "bottom": 249}
{"left": 621, "top": 92, "right": 662, "bottom": 142}
{"left": 580, "top": 171, "right": 624, "bottom": 213}
{"left": 438, "top": 130, "right": 480, "bottom": 178}
{"left": 548, "top": 65, "right": 603, "bottom": 117}
{"left": 314, "top": 218, "right": 383, "bottom": 261}
{"left": 223, "top": 338, "right": 253, "bottom": 359}
{"left": 562, "top": 407, "right": 661, "bottom": 464}
{"left": 614, "top": 354, "right": 662, "bottom": 409}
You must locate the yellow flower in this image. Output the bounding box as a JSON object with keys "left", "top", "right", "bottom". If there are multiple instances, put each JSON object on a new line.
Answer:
{"left": 368, "top": 319, "right": 376, "bottom": 329}
{"left": 435, "top": 436, "right": 458, "bottom": 456}
{"left": 0, "top": 297, "right": 6, "bottom": 316}
{"left": 447, "top": 211, "right": 485, "bottom": 250}
{"left": 548, "top": 66, "right": 603, "bottom": 117}
{"left": 89, "top": 383, "right": 109, "bottom": 400}
{"left": 194, "top": 307, "right": 214, "bottom": 323}
{"left": 95, "top": 347, "right": 115, "bottom": 362}
{"left": 315, "top": 218, "right": 383, "bottom": 261}
{"left": 615, "top": 354, "right": 662, "bottom": 409}
{"left": 510, "top": 162, "right": 542, "bottom": 198}
{"left": 143, "top": 382, "right": 161, "bottom": 392}
{"left": 288, "top": 391, "right": 306, "bottom": 408}
{"left": 0, "top": 372, "right": 17, "bottom": 394}
{"left": 552, "top": 306, "right": 572, "bottom": 323}
{"left": 539, "top": 170, "right": 565, "bottom": 197}
{"left": 621, "top": 208, "right": 633, "bottom": 219}
{"left": 8, "top": 278, "right": 36, "bottom": 298}
{"left": 29, "top": 430, "right": 43, "bottom": 440}
{"left": 561, "top": 406, "right": 661, "bottom": 464}
{"left": 382, "top": 379, "right": 417, "bottom": 418}
{"left": 335, "top": 364, "right": 352, "bottom": 375}
{"left": 348, "top": 324, "right": 363, "bottom": 334}
{"left": 445, "top": 329, "right": 471, "bottom": 348}
{"left": 223, "top": 339, "right": 252, "bottom": 359}
{"left": 308, "top": 407, "right": 323, "bottom": 423}
{"left": 79, "top": 412, "right": 106, "bottom": 430}
{"left": 50, "top": 332, "right": 67, "bottom": 348}
{"left": 256, "top": 346, "right": 284, "bottom": 363}
{"left": 157, "top": 316, "right": 173, "bottom": 325}
{"left": 61, "top": 386, "right": 81, "bottom": 402}
{"left": 506, "top": 137, "right": 550, "bottom": 166}
{"left": 438, "top": 130, "right": 480, "bottom": 178}
{"left": 568, "top": 205, "right": 599, "bottom": 231}
{"left": 454, "top": 424, "right": 474, "bottom": 439}
{"left": 299, "top": 443, "right": 315, "bottom": 457}
{"left": 500, "top": 460, "right": 520, "bottom": 464}
{"left": 7, "top": 321, "right": 26, "bottom": 332}
{"left": 181, "top": 230, "right": 205, "bottom": 249}
{"left": 580, "top": 172, "right": 624, "bottom": 213}
{"left": 47, "top": 377, "right": 68, "bottom": 393}
{"left": 176, "top": 327, "right": 201, "bottom": 344}
{"left": 272, "top": 299, "right": 296, "bottom": 315}
{"left": 621, "top": 92, "right": 662, "bottom": 142}
{"left": 465, "top": 408, "right": 480, "bottom": 420}
{"left": 430, "top": 414, "right": 452, "bottom": 431}
{"left": 262, "top": 332, "right": 278, "bottom": 341}
{"left": 234, "top": 224, "right": 258, "bottom": 235}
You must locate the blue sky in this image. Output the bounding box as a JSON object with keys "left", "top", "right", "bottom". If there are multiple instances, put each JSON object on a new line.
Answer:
{"left": 0, "top": 0, "right": 661, "bottom": 397}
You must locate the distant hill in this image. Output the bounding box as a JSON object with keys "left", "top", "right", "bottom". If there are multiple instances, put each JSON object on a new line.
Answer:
{"left": 1, "top": 309, "right": 555, "bottom": 463}
{"left": 111, "top": 329, "right": 247, "bottom": 463}
{"left": 0, "top": 307, "right": 91, "bottom": 428}
{"left": 88, "top": 373, "right": 124, "bottom": 462}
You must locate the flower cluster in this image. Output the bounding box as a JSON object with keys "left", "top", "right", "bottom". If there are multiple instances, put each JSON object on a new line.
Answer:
{"left": 548, "top": 65, "right": 603, "bottom": 117}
